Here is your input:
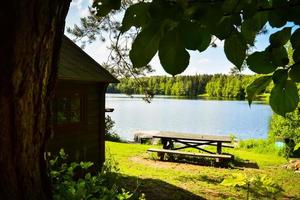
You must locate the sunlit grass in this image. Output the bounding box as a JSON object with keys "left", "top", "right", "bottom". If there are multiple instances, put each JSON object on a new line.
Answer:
{"left": 106, "top": 141, "right": 300, "bottom": 200}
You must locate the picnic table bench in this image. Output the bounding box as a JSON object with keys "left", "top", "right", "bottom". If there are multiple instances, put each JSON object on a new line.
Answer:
{"left": 147, "top": 131, "right": 234, "bottom": 162}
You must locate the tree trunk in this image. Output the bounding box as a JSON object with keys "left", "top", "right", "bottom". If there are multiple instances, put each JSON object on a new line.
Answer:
{"left": 0, "top": 0, "right": 71, "bottom": 199}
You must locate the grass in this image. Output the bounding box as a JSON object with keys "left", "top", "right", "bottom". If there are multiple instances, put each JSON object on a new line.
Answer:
{"left": 106, "top": 141, "right": 300, "bottom": 200}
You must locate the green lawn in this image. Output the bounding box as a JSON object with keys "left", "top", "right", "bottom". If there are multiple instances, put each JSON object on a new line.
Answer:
{"left": 106, "top": 141, "right": 300, "bottom": 200}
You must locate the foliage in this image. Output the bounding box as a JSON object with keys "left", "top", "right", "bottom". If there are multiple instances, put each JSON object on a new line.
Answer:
{"left": 93, "top": 0, "right": 300, "bottom": 116}
{"left": 221, "top": 174, "right": 284, "bottom": 199}
{"left": 205, "top": 74, "right": 256, "bottom": 99}
{"left": 269, "top": 107, "right": 300, "bottom": 144}
{"left": 49, "top": 149, "right": 144, "bottom": 200}
{"left": 269, "top": 107, "right": 300, "bottom": 157}
{"left": 107, "top": 74, "right": 267, "bottom": 99}
{"left": 105, "top": 115, "right": 121, "bottom": 142}
{"left": 108, "top": 74, "right": 212, "bottom": 96}
{"left": 237, "top": 139, "right": 284, "bottom": 156}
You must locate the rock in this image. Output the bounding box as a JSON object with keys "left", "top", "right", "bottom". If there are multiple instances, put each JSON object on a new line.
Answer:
{"left": 285, "top": 159, "right": 300, "bottom": 171}
{"left": 295, "top": 160, "right": 300, "bottom": 170}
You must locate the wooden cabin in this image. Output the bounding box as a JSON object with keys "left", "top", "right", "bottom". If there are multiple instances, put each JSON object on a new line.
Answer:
{"left": 47, "top": 36, "right": 119, "bottom": 166}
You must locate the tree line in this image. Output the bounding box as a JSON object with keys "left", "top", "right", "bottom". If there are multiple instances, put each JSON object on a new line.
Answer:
{"left": 107, "top": 74, "right": 271, "bottom": 99}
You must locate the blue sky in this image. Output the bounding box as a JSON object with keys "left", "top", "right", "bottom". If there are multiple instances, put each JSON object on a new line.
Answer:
{"left": 65, "top": 0, "right": 276, "bottom": 76}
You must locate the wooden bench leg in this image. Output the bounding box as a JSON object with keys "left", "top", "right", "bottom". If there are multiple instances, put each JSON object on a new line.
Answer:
{"left": 216, "top": 142, "right": 222, "bottom": 163}
{"left": 157, "top": 152, "right": 165, "bottom": 161}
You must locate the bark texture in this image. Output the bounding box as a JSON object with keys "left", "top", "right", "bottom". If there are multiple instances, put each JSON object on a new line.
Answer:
{"left": 0, "top": 0, "right": 71, "bottom": 199}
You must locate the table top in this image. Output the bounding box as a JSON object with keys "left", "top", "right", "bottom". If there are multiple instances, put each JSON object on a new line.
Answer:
{"left": 153, "top": 131, "right": 232, "bottom": 143}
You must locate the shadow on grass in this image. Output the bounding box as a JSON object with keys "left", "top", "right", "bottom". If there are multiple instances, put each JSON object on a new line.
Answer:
{"left": 231, "top": 156, "right": 259, "bottom": 169}
{"left": 149, "top": 153, "right": 259, "bottom": 169}
{"left": 177, "top": 174, "right": 223, "bottom": 185}
{"left": 119, "top": 175, "right": 205, "bottom": 200}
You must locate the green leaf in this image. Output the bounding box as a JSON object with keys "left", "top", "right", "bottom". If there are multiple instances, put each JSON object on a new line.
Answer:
{"left": 120, "top": 2, "right": 150, "bottom": 33}
{"left": 289, "top": 63, "right": 300, "bottom": 82}
{"left": 93, "top": 0, "right": 121, "bottom": 16}
{"left": 159, "top": 29, "right": 190, "bottom": 76}
{"left": 149, "top": 0, "right": 183, "bottom": 21}
{"left": 201, "top": 6, "right": 223, "bottom": 32}
{"left": 285, "top": 6, "right": 300, "bottom": 25}
{"left": 232, "top": 14, "right": 242, "bottom": 26}
{"left": 179, "top": 21, "right": 211, "bottom": 51}
{"left": 268, "top": 11, "right": 286, "bottom": 28}
{"left": 241, "top": 26, "right": 256, "bottom": 46}
{"left": 244, "top": 12, "right": 268, "bottom": 32}
{"left": 269, "top": 80, "right": 299, "bottom": 116}
{"left": 293, "top": 49, "right": 300, "bottom": 63}
{"left": 247, "top": 51, "right": 276, "bottom": 74}
{"left": 213, "top": 16, "right": 235, "bottom": 40}
{"left": 222, "top": 0, "right": 240, "bottom": 13}
{"left": 80, "top": 161, "right": 94, "bottom": 169}
{"left": 243, "top": 2, "right": 257, "bottom": 19}
{"left": 291, "top": 29, "right": 300, "bottom": 49}
{"left": 272, "top": 69, "right": 288, "bottom": 84}
{"left": 224, "top": 32, "right": 247, "bottom": 69}
{"left": 269, "top": 27, "right": 292, "bottom": 47}
{"left": 294, "top": 143, "right": 300, "bottom": 151}
{"left": 267, "top": 46, "right": 289, "bottom": 67}
{"left": 246, "top": 75, "right": 272, "bottom": 105}
{"left": 268, "top": 0, "right": 287, "bottom": 27}
{"left": 129, "top": 23, "right": 162, "bottom": 68}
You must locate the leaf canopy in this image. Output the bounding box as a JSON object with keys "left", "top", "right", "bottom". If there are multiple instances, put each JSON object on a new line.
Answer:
{"left": 94, "top": 0, "right": 300, "bottom": 116}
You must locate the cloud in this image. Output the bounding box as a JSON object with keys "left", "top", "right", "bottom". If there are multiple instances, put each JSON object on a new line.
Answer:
{"left": 70, "top": 0, "right": 91, "bottom": 18}
{"left": 196, "top": 58, "right": 210, "bottom": 64}
{"left": 70, "top": 0, "right": 83, "bottom": 9}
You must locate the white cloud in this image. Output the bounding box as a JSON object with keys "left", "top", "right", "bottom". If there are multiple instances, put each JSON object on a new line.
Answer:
{"left": 70, "top": 0, "right": 84, "bottom": 9}
{"left": 196, "top": 58, "right": 210, "bottom": 65}
{"left": 84, "top": 41, "right": 111, "bottom": 64}
{"left": 70, "top": 0, "right": 91, "bottom": 18}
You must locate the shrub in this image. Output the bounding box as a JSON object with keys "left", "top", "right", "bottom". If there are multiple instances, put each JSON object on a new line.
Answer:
{"left": 269, "top": 109, "right": 300, "bottom": 157}
{"left": 49, "top": 149, "right": 144, "bottom": 200}
{"left": 237, "top": 139, "right": 284, "bottom": 156}
{"left": 105, "top": 115, "right": 121, "bottom": 142}
{"left": 221, "top": 173, "right": 283, "bottom": 199}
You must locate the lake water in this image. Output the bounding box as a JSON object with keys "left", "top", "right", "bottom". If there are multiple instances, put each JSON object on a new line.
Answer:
{"left": 105, "top": 94, "right": 273, "bottom": 141}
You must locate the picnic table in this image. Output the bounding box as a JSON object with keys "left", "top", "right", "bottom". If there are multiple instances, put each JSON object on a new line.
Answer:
{"left": 147, "top": 131, "right": 234, "bottom": 162}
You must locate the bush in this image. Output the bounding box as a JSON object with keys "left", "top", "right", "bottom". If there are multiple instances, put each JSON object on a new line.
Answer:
{"left": 221, "top": 173, "right": 283, "bottom": 199}
{"left": 105, "top": 115, "right": 121, "bottom": 142}
{"left": 49, "top": 149, "right": 144, "bottom": 200}
{"left": 269, "top": 109, "right": 300, "bottom": 157}
{"left": 237, "top": 139, "right": 284, "bottom": 156}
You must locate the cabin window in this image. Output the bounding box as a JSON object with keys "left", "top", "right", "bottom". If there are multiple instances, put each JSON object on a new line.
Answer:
{"left": 54, "top": 92, "right": 86, "bottom": 125}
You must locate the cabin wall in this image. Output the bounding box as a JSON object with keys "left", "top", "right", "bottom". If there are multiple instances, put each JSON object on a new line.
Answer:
{"left": 47, "top": 80, "right": 106, "bottom": 166}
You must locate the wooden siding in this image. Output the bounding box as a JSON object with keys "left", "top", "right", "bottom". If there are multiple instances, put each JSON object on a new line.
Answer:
{"left": 47, "top": 81, "right": 106, "bottom": 166}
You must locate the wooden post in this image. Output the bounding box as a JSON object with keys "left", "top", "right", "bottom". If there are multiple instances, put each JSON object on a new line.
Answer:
{"left": 162, "top": 138, "right": 168, "bottom": 149}
{"left": 217, "top": 142, "right": 222, "bottom": 154}
{"left": 216, "top": 142, "right": 222, "bottom": 163}
{"left": 98, "top": 84, "right": 107, "bottom": 168}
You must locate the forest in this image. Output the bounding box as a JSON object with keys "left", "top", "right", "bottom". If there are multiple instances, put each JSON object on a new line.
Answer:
{"left": 107, "top": 74, "right": 271, "bottom": 99}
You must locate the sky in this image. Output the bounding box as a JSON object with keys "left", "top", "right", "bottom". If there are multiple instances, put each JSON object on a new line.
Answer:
{"left": 65, "top": 0, "right": 277, "bottom": 76}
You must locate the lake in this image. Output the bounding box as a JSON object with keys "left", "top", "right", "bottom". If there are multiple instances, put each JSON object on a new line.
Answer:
{"left": 105, "top": 94, "right": 273, "bottom": 141}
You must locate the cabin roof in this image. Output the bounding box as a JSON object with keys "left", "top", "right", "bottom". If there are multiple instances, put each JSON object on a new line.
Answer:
{"left": 58, "top": 36, "right": 119, "bottom": 83}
